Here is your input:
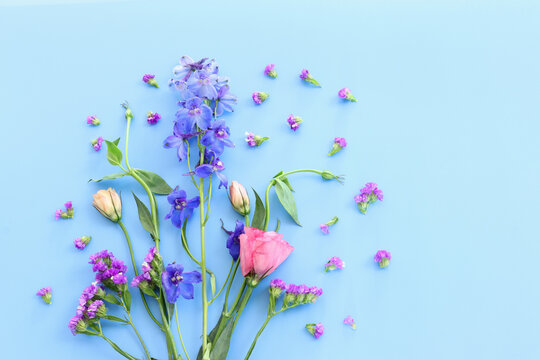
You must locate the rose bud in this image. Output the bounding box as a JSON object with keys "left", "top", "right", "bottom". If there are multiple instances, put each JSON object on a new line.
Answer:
{"left": 229, "top": 181, "right": 250, "bottom": 215}
{"left": 92, "top": 188, "right": 122, "bottom": 223}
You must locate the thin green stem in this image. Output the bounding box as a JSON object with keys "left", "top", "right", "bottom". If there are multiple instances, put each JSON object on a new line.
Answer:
{"left": 125, "top": 117, "right": 132, "bottom": 171}
{"left": 198, "top": 176, "right": 208, "bottom": 355}
{"left": 175, "top": 304, "right": 190, "bottom": 360}
{"left": 97, "top": 320, "right": 139, "bottom": 360}
{"left": 225, "top": 277, "right": 245, "bottom": 315}
{"left": 185, "top": 141, "right": 200, "bottom": 190}
{"left": 158, "top": 296, "right": 178, "bottom": 360}
{"left": 203, "top": 174, "right": 213, "bottom": 225}
{"left": 244, "top": 316, "right": 272, "bottom": 360}
{"left": 244, "top": 214, "right": 250, "bottom": 227}
{"left": 123, "top": 301, "right": 151, "bottom": 360}
{"left": 208, "top": 260, "right": 235, "bottom": 305}
{"left": 232, "top": 286, "right": 254, "bottom": 331}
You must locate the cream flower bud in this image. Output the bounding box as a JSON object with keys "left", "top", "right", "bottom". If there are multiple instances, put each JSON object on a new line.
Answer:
{"left": 92, "top": 188, "right": 122, "bottom": 223}
{"left": 229, "top": 181, "right": 250, "bottom": 216}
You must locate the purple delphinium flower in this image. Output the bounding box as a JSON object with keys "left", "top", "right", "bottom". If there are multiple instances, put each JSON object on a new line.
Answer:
{"left": 374, "top": 250, "right": 391, "bottom": 268}
{"left": 245, "top": 132, "right": 269, "bottom": 147}
{"left": 86, "top": 115, "right": 100, "bottom": 126}
{"left": 344, "top": 315, "right": 357, "bottom": 330}
{"left": 161, "top": 263, "right": 202, "bottom": 303}
{"left": 222, "top": 220, "right": 244, "bottom": 261}
{"left": 142, "top": 74, "right": 159, "bottom": 88}
{"left": 193, "top": 157, "right": 228, "bottom": 189}
{"left": 354, "top": 182, "right": 383, "bottom": 214}
{"left": 187, "top": 70, "right": 218, "bottom": 99}
{"left": 299, "top": 69, "right": 321, "bottom": 87}
{"left": 306, "top": 323, "right": 324, "bottom": 339}
{"left": 264, "top": 64, "right": 277, "bottom": 78}
{"left": 146, "top": 112, "right": 161, "bottom": 125}
{"left": 287, "top": 114, "right": 303, "bottom": 131}
{"left": 338, "top": 88, "right": 357, "bottom": 102}
{"left": 214, "top": 85, "right": 237, "bottom": 116}
{"left": 74, "top": 236, "right": 92, "bottom": 250}
{"left": 91, "top": 136, "right": 104, "bottom": 151}
{"left": 55, "top": 201, "right": 74, "bottom": 220}
{"left": 252, "top": 91, "right": 269, "bottom": 105}
{"left": 328, "top": 137, "right": 347, "bottom": 156}
{"left": 201, "top": 119, "right": 234, "bottom": 155}
{"left": 164, "top": 187, "right": 200, "bottom": 228}
{"left": 176, "top": 97, "right": 213, "bottom": 130}
{"left": 36, "top": 286, "right": 52, "bottom": 304}
{"left": 163, "top": 120, "right": 198, "bottom": 162}
{"left": 319, "top": 216, "right": 338, "bottom": 235}
{"left": 173, "top": 56, "right": 209, "bottom": 81}
{"left": 325, "top": 256, "right": 345, "bottom": 272}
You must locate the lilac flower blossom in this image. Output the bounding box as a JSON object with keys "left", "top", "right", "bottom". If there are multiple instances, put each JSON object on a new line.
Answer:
{"left": 245, "top": 132, "right": 269, "bottom": 147}
{"left": 287, "top": 114, "right": 302, "bottom": 131}
{"left": 86, "top": 300, "right": 106, "bottom": 319}
{"left": 132, "top": 247, "right": 162, "bottom": 295}
{"left": 325, "top": 256, "right": 345, "bottom": 272}
{"left": 68, "top": 315, "right": 86, "bottom": 335}
{"left": 214, "top": 85, "right": 237, "bottom": 116}
{"left": 91, "top": 136, "right": 104, "bottom": 151}
{"left": 36, "top": 286, "right": 52, "bottom": 304}
{"left": 282, "top": 283, "right": 323, "bottom": 306}
{"left": 86, "top": 115, "right": 100, "bottom": 126}
{"left": 55, "top": 201, "right": 74, "bottom": 220}
{"left": 74, "top": 236, "right": 92, "bottom": 250}
{"left": 338, "top": 88, "right": 357, "bottom": 102}
{"left": 201, "top": 119, "right": 234, "bottom": 155}
{"left": 163, "top": 120, "right": 198, "bottom": 162}
{"left": 89, "top": 250, "right": 128, "bottom": 292}
{"left": 264, "top": 64, "right": 277, "bottom": 78}
{"left": 165, "top": 187, "right": 200, "bottom": 228}
{"left": 320, "top": 216, "right": 338, "bottom": 234}
{"left": 161, "top": 263, "right": 202, "bottom": 303}
{"left": 252, "top": 91, "right": 269, "bottom": 105}
{"left": 176, "top": 97, "right": 213, "bottom": 130}
{"left": 193, "top": 157, "right": 228, "bottom": 189}
{"left": 68, "top": 282, "right": 106, "bottom": 335}
{"left": 374, "top": 250, "right": 391, "bottom": 268}
{"left": 305, "top": 323, "right": 324, "bottom": 339}
{"left": 299, "top": 69, "right": 321, "bottom": 87}
{"left": 354, "top": 182, "right": 383, "bottom": 214}
{"left": 222, "top": 220, "right": 244, "bottom": 261}
{"left": 142, "top": 74, "right": 159, "bottom": 88}
{"left": 146, "top": 112, "right": 161, "bottom": 125}
{"left": 173, "top": 56, "right": 208, "bottom": 81}
{"left": 344, "top": 315, "right": 357, "bottom": 330}
{"left": 188, "top": 70, "right": 218, "bottom": 99}
{"left": 328, "top": 137, "right": 347, "bottom": 156}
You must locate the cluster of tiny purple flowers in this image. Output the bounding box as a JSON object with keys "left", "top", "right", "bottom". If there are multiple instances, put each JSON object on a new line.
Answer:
{"left": 325, "top": 256, "right": 345, "bottom": 272}
{"left": 68, "top": 281, "right": 107, "bottom": 335}
{"left": 74, "top": 236, "right": 91, "bottom": 250}
{"left": 36, "top": 286, "right": 52, "bottom": 304}
{"left": 89, "top": 250, "right": 128, "bottom": 291}
{"left": 354, "top": 182, "right": 383, "bottom": 214}
{"left": 131, "top": 247, "right": 162, "bottom": 297}
{"left": 270, "top": 279, "right": 323, "bottom": 307}
{"left": 92, "top": 136, "right": 104, "bottom": 151}
{"left": 146, "top": 111, "right": 161, "bottom": 125}
{"left": 86, "top": 115, "right": 100, "bottom": 126}
{"left": 55, "top": 201, "right": 74, "bottom": 220}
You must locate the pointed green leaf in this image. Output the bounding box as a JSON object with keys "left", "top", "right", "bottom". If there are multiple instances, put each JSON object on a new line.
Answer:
{"left": 113, "top": 137, "right": 120, "bottom": 146}
{"left": 132, "top": 192, "right": 155, "bottom": 237}
{"left": 104, "top": 315, "right": 129, "bottom": 324}
{"left": 274, "top": 178, "right": 301, "bottom": 226}
{"left": 280, "top": 176, "right": 294, "bottom": 192}
{"left": 105, "top": 140, "right": 123, "bottom": 166}
{"left": 210, "top": 317, "right": 235, "bottom": 360}
{"left": 140, "top": 287, "right": 158, "bottom": 298}
{"left": 134, "top": 169, "right": 173, "bottom": 195}
{"left": 103, "top": 294, "right": 122, "bottom": 305}
{"left": 88, "top": 172, "right": 126, "bottom": 183}
{"left": 122, "top": 291, "right": 131, "bottom": 311}
{"left": 197, "top": 313, "right": 225, "bottom": 360}
{"left": 251, "top": 188, "right": 265, "bottom": 230}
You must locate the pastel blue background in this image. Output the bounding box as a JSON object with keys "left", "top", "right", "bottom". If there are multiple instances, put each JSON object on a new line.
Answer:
{"left": 1, "top": 0, "right": 539, "bottom": 359}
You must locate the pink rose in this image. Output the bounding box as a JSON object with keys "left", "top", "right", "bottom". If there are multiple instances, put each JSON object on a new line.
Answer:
{"left": 239, "top": 227, "right": 294, "bottom": 282}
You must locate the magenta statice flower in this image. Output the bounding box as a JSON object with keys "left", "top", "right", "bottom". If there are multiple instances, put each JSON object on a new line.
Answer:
{"left": 164, "top": 187, "right": 200, "bottom": 228}
{"left": 320, "top": 216, "right": 338, "bottom": 235}
{"left": 374, "top": 250, "right": 391, "bottom": 268}
{"left": 86, "top": 300, "right": 106, "bottom": 319}
{"left": 338, "top": 88, "right": 357, "bottom": 102}
{"left": 328, "top": 137, "right": 347, "bottom": 156}
{"left": 161, "top": 263, "right": 202, "bottom": 303}
{"left": 287, "top": 114, "right": 303, "bottom": 131}
{"left": 68, "top": 315, "right": 86, "bottom": 335}
{"left": 36, "top": 286, "right": 52, "bottom": 304}
{"left": 91, "top": 136, "right": 104, "bottom": 151}
{"left": 344, "top": 315, "right": 357, "bottom": 330}
{"left": 269, "top": 278, "right": 286, "bottom": 298}
{"left": 55, "top": 201, "right": 74, "bottom": 220}
{"left": 132, "top": 247, "right": 162, "bottom": 295}
{"left": 305, "top": 323, "right": 324, "bottom": 339}
{"left": 325, "top": 256, "right": 345, "bottom": 272}
{"left": 354, "top": 182, "right": 383, "bottom": 214}
{"left": 74, "top": 236, "right": 92, "bottom": 250}
{"left": 252, "top": 91, "right": 269, "bottom": 105}
{"left": 89, "top": 250, "right": 128, "bottom": 292}
{"left": 282, "top": 282, "right": 323, "bottom": 306}
{"left": 146, "top": 111, "right": 161, "bottom": 125}
{"left": 245, "top": 132, "right": 269, "bottom": 147}
{"left": 86, "top": 115, "right": 100, "bottom": 126}
{"left": 142, "top": 74, "right": 159, "bottom": 88}
{"left": 299, "top": 69, "right": 321, "bottom": 87}
{"left": 264, "top": 64, "right": 277, "bottom": 78}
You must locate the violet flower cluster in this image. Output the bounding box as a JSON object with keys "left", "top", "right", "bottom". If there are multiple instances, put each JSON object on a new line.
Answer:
{"left": 287, "top": 114, "right": 303, "bottom": 131}
{"left": 328, "top": 137, "right": 347, "bottom": 156}
{"left": 344, "top": 315, "right": 357, "bottom": 329}
{"left": 305, "top": 322, "right": 324, "bottom": 339}
{"left": 325, "top": 256, "right": 345, "bottom": 272}
{"left": 142, "top": 74, "right": 159, "bottom": 88}
{"left": 252, "top": 91, "right": 269, "bottom": 105}
{"left": 146, "top": 111, "right": 161, "bottom": 125}
{"left": 55, "top": 201, "right": 74, "bottom": 220}
{"left": 36, "top": 286, "right": 52, "bottom": 304}
{"left": 86, "top": 115, "right": 100, "bottom": 126}
{"left": 74, "top": 236, "right": 92, "bottom": 250}
{"left": 354, "top": 182, "right": 383, "bottom": 214}
{"left": 264, "top": 64, "right": 277, "bottom": 78}
{"left": 338, "top": 88, "right": 357, "bottom": 102}
{"left": 320, "top": 216, "right": 338, "bottom": 234}
{"left": 131, "top": 247, "right": 162, "bottom": 297}
{"left": 245, "top": 132, "right": 269, "bottom": 147}
{"left": 374, "top": 250, "right": 391, "bottom": 268}
{"left": 68, "top": 281, "right": 107, "bottom": 335}
{"left": 89, "top": 250, "right": 128, "bottom": 292}
{"left": 271, "top": 280, "right": 323, "bottom": 309}
{"left": 300, "top": 69, "right": 321, "bottom": 87}
{"left": 92, "top": 136, "right": 104, "bottom": 151}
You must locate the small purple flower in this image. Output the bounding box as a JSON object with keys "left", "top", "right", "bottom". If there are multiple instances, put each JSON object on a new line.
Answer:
{"left": 320, "top": 216, "right": 338, "bottom": 234}
{"left": 142, "top": 74, "right": 159, "bottom": 88}
{"left": 146, "top": 112, "right": 161, "bottom": 125}
{"left": 193, "top": 157, "right": 228, "bottom": 189}
{"left": 165, "top": 187, "right": 200, "bottom": 228}
{"left": 187, "top": 70, "right": 218, "bottom": 99}
{"left": 89, "top": 250, "right": 128, "bottom": 292}
{"left": 287, "top": 114, "right": 303, "bottom": 131}
{"left": 222, "top": 220, "right": 244, "bottom": 261}
{"left": 325, "top": 256, "right": 345, "bottom": 272}
{"left": 68, "top": 315, "right": 86, "bottom": 335}
{"left": 55, "top": 201, "right": 74, "bottom": 220}
{"left": 173, "top": 56, "right": 208, "bottom": 80}
{"left": 338, "top": 88, "right": 357, "bottom": 102}
{"left": 344, "top": 315, "right": 357, "bottom": 330}
{"left": 201, "top": 119, "right": 234, "bottom": 155}
{"left": 245, "top": 132, "right": 269, "bottom": 147}
{"left": 161, "top": 263, "right": 202, "bottom": 303}
{"left": 87, "top": 300, "right": 105, "bottom": 319}
{"left": 306, "top": 323, "right": 324, "bottom": 339}
{"left": 74, "top": 236, "right": 92, "bottom": 250}
{"left": 176, "top": 97, "right": 213, "bottom": 130}
{"left": 299, "top": 69, "right": 321, "bottom": 87}
{"left": 91, "top": 136, "right": 104, "bottom": 151}
{"left": 86, "top": 115, "right": 100, "bottom": 126}
{"left": 355, "top": 182, "right": 383, "bottom": 214}
{"left": 320, "top": 224, "right": 329, "bottom": 234}
{"left": 215, "top": 85, "right": 238, "bottom": 116}
{"left": 163, "top": 120, "right": 198, "bottom": 162}
{"left": 264, "top": 64, "right": 277, "bottom": 78}
{"left": 36, "top": 286, "right": 52, "bottom": 304}
{"left": 374, "top": 250, "right": 391, "bottom": 268}
{"left": 269, "top": 278, "right": 286, "bottom": 298}
{"left": 328, "top": 137, "right": 347, "bottom": 156}
{"left": 252, "top": 91, "right": 269, "bottom": 105}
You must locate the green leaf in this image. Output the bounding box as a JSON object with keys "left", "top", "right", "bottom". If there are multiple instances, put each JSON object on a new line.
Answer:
{"left": 251, "top": 188, "right": 265, "bottom": 230}
{"left": 273, "top": 171, "right": 294, "bottom": 191}
{"left": 88, "top": 172, "right": 126, "bottom": 183}
{"left": 113, "top": 137, "right": 120, "bottom": 146}
{"left": 210, "top": 273, "right": 216, "bottom": 298}
{"left": 104, "top": 315, "right": 129, "bottom": 324}
{"left": 197, "top": 313, "right": 225, "bottom": 360}
{"left": 105, "top": 140, "right": 123, "bottom": 166}
{"left": 140, "top": 287, "right": 158, "bottom": 298}
{"left": 210, "top": 316, "right": 235, "bottom": 360}
{"left": 103, "top": 294, "right": 122, "bottom": 305}
{"left": 274, "top": 178, "right": 301, "bottom": 226}
{"left": 134, "top": 169, "right": 173, "bottom": 195}
{"left": 133, "top": 192, "right": 155, "bottom": 237}
{"left": 122, "top": 291, "right": 131, "bottom": 312}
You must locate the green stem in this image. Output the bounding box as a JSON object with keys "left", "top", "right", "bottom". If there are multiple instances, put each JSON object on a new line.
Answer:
{"left": 123, "top": 301, "right": 152, "bottom": 360}
{"left": 180, "top": 227, "right": 215, "bottom": 278}
{"left": 97, "top": 320, "right": 140, "bottom": 360}
{"left": 244, "top": 316, "right": 272, "bottom": 360}
{"left": 185, "top": 141, "right": 200, "bottom": 190}
{"left": 208, "top": 260, "right": 235, "bottom": 305}
{"left": 175, "top": 304, "right": 190, "bottom": 360}
{"left": 232, "top": 286, "right": 254, "bottom": 331}
{"left": 158, "top": 296, "right": 179, "bottom": 360}
{"left": 203, "top": 174, "right": 213, "bottom": 225}
{"left": 199, "top": 177, "right": 209, "bottom": 355}
{"left": 244, "top": 214, "right": 250, "bottom": 227}
{"left": 129, "top": 170, "right": 160, "bottom": 250}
